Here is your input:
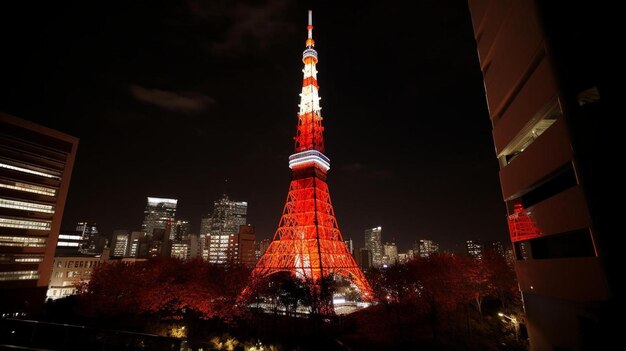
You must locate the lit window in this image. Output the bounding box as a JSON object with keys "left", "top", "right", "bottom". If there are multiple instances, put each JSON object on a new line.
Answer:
{"left": 0, "top": 198, "right": 55, "bottom": 213}
{"left": 0, "top": 181, "right": 56, "bottom": 196}
{"left": 0, "top": 162, "right": 61, "bottom": 179}
{"left": 0, "top": 270, "right": 39, "bottom": 281}
{"left": 0, "top": 236, "right": 47, "bottom": 247}
{"left": 0, "top": 218, "right": 51, "bottom": 231}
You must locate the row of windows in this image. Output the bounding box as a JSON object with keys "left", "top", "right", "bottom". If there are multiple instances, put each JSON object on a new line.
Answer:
{"left": 0, "top": 218, "right": 51, "bottom": 231}
{"left": 56, "top": 259, "right": 101, "bottom": 269}
{"left": 54, "top": 270, "right": 92, "bottom": 278}
{"left": 0, "top": 197, "right": 55, "bottom": 213}
{"left": 0, "top": 161, "right": 61, "bottom": 180}
{"left": 0, "top": 270, "right": 39, "bottom": 281}
{"left": 0, "top": 235, "right": 47, "bottom": 247}
{"left": 0, "top": 254, "right": 44, "bottom": 264}
{"left": 0, "top": 180, "right": 57, "bottom": 196}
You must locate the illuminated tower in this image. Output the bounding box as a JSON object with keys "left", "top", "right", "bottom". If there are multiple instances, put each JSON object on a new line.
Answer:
{"left": 252, "top": 11, "right": 372, "bottom": 299}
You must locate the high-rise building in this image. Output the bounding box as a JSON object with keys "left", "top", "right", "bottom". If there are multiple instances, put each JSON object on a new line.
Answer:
{"left": 466, "top": 240, "right": 483, "bottom": 260}
{"left": 415, "top": 239, "right": 439, "bottom": 258}
{"left": 111, "top": 230, "right": 130, "bottom": 257}
{"left": 46, "top": 256, "right": 103, "bottom": 300}
{"left": 364, "top": 227, "right": 383, "bottom": 267}
{"left": 201, "top": 194, "right": 247, "bottom": 236}
{"left": 170, "top": 219, "right": 190, "bottom": 242}
{"left": 383, "top": 242, "right": 398, "bottom": 266}
{"left": 235, "top": 224, "right": 256, "bottom": 268}
{"left": 356, "top": 248, "right": 372, "bottom": 271}
{"left": 0, "top": 113, "right": 78, "bottom": 312}
{"left": 188, "top": 234, "right": 202, "bottom": 259}
{"left": 127, "top": 231, "right": 145, "bottom": 257}
{"left": 203, "top": 194, "right": 247, "bottom": 264}
{"left": 141, "top": 197, "right": 177, "bottom": 238}
{"left": 255, "top": 238, "right": 270, "bottom": 261}
{"left": 468, "top": 2, "right": 611, "bottom": 348}
{"left": 55, "top": 230, "right": 85, "bottom": 256}
{"left": 344, "top": 238, "right": 354, "bottom": 256}
{"left": 76, "top": 222, "right": 99, "bottom": 255}
{"left": 171, "top": 241, "right": 190, "bottom": 260}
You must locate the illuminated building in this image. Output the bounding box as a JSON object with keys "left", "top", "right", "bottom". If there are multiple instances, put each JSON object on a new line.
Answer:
{"left": 76, "top": 222, "right": 99, "bottom": 255}
{"left": 252, "top": 12, "right": 371, "bottom": 301}
{"left": 203, "top": 194, "right": 247, "bottom": 264}
{"left": 45, "top": 256, "right": 102, "bottom": 300}
{"left": 235, "top": 224, "right": 256, "bottom": 268}
{"left": 415, "top": 239, "right": 439, "bottom": 258}
{"left": 344, "top": 238, "right": 354, "bottom": 256}
{"left": 141, "top": 197, "right": 177, "bottom": 238}
{"left": 364, "top": 227, "right": 383, "bottom": 268}
{"left": 201, "top": 194, "right": 247, "bottom": 237}
{"left": 0, "top": 113, "right": 78, "bottom": 312}
{"left": 111, "top": 230, "right": 130, "bottom": 257}
{"left": 468, "top": 1, "right": 611, "bottom": 348}
{"left": 171, "top": 241, "right": 190, "bottom": 260}
{"left": 466, "top": 240, "right": 483, "bottom": 260}
{"left": 170, "top": 219, "right": 190, "bottom": 242}
{"left": 255, "top": 238, "right": 270, "bottom": 261}
{"left": 383, "top": 242, "right": 398, "bottom": 266}
{"left": 127, "top": 231, "right": 146, "bottom": 257}
{"left": 55, "top": 231, "right": 85, "bottom": 256}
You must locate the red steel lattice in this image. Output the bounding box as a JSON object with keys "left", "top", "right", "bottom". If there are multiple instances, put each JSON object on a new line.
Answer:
{"left": 251, "top": 11, "right": 372, "bottom": 300}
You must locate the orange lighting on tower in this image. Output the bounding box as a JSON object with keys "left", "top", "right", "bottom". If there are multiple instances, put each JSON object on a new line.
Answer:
{"left": 251, "top": 11, "right": 372, "bottom": 302}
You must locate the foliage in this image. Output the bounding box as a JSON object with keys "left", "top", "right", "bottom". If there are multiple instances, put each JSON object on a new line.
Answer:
{"left": 78, "top": 257, "right": 250, "bottom": 321}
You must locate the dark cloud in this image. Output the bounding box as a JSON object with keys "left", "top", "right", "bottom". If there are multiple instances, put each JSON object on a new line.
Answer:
{"left": 207, "top": 0, "right": 296, "bottom": 56}
{"left": 129, "top": 85, "right": 215, "bottom": 113}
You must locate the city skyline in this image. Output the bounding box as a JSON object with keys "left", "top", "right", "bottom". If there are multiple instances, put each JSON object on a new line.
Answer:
{"left": 0, "top": 1, "right": 508, "bottom": 252}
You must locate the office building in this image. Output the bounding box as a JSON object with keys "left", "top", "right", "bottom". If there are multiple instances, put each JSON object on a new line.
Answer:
{"left": 141, "top": 197, "right": 177, "bottom": 238}
{"left": 76, "top": 222, "right": 99, "bottom": 255}
{"left": 0, "top": 113, "right": 78, "bottom": 312}
{"left": 201, "top": 194, "right": 247, "bottom": 236}
{"left": 383, "top": 242, "right": 398, "bottom": 266}
{"left": 468, "top": 1, "right": 611, "bottom": 348}
{"left": 170, "top": 219, "right": 190, "bottom": 242}
{"left": 202, "top": 194, "right": 247, "bottom": 264}
{"left": 356, "top": 248, "right": 372, "bottom": 270}
{"left": 344, "top": 238, "right": 354, "bottom": 256}
{"left": 55, "top": 230, "right": 85, "bottom": 256}
{"left": 415, "top": 239, "right": 439, "bottom": 258}
{"left": 235, "top": 225, "right": 256, "bottom": 268}
{"left": 171, "top": 241, "right": 190, "bottom": 260}
{"left": 46, "top": 256, "right": 102, "bottom": 300}
{"left": 364, "top": 227, "right": 383, "bottom": 267}
{"left": 466, "top": 240, "right": 483, "bottom": 260}
{"left": 111, "top": 230, "right": 130, "bottom": 257}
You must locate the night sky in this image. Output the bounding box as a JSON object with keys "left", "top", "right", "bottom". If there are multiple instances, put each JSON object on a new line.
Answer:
{"left": 0, "top": 0, "right": 507, "bottom": 252}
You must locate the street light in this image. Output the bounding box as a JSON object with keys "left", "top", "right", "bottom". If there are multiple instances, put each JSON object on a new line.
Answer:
{"left": 498, "top": 312, "right": 520, "bottom": 340}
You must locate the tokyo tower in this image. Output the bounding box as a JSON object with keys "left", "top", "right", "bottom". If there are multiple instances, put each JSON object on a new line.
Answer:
{"left": 252, "top": 11, "right": 372, "bottom": 299}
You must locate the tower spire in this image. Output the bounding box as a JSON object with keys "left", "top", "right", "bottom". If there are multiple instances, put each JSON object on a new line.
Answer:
{"left": 306, "top": 10, "right": 314, "bottom": 47}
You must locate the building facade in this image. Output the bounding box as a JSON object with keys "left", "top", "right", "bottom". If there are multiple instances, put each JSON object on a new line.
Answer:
{"left": 0, "top": 113, "right": 78, "bottom": 312}
{"left": 466, "top": 240, "right": 483, "bottom": 260}
{"left": 468, "top": 1, "right": 611, "bottom": 349}
{"left": 203, "top": 194, "right": 247, "bottom": 264}
{"left": 141, "top": 197, "right": 177, "bottom": 238}
{"left": 364, "top": 227, "right": 383, "bottom": 268}
{"left": 76, "top": 222, "right": 99, "bottom": 255}
{"left": 46, "top": 256, "right": 102, "bottom": 300}
{"left": 415, "top": 239, "right": 439, "bottom": 258}
{"left": 383, "top": 242, "right": 398, "bottom": 266}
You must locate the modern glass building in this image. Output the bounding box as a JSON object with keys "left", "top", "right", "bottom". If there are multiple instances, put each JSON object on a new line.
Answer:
{"left": 141, "top": 197, "right": 177, "bottom": 238}
{"left": 364, "top": 226, "right": 383, "bottom": 268}
{"left": 0, "top": 112, "right": 78, "bottom": 312}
